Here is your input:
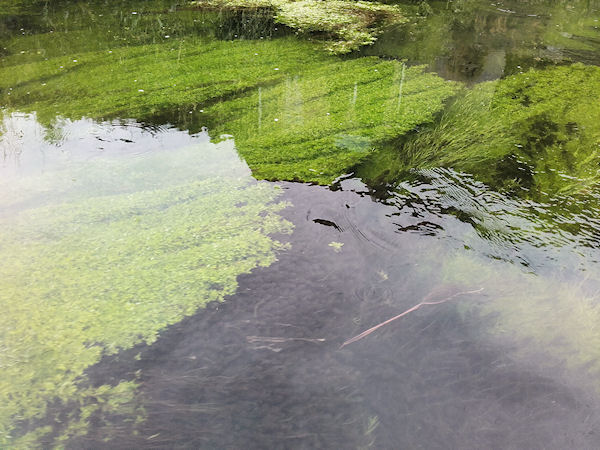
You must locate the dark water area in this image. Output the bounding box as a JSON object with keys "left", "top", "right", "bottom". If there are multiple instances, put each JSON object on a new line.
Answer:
{"left": 68, "top": 181, "right": 600, "bottom": 449}
{"left": 2, "top": 0, "right": 600, "bottom": 448}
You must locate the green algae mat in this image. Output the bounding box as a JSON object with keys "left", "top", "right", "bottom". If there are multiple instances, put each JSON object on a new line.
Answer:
{"left": 0, "top": 39, "right": 458, "bottom": 184}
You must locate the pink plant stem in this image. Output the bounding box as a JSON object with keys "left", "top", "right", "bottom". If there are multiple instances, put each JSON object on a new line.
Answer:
{"left": 340, "top": 288, "right": 483, "bottom": 349}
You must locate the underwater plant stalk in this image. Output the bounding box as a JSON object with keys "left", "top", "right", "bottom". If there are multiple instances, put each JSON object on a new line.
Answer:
{"left": 340, "top": 288, "right": 484, "bottom": 348}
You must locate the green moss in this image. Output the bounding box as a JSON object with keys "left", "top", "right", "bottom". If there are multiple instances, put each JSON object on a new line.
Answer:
{"left": 192, "top": 0, "right": 407, "bottom": 54}
{"left": 0, "top": 135, "right": 292, "bottom": 446}
{"left": 360, "top": 64, "right": 600, "bottom": 199}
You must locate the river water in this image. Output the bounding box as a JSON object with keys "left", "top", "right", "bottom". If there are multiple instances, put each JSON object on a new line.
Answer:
{"left": 2, "top": 0, "right": 600, "bottom": 448}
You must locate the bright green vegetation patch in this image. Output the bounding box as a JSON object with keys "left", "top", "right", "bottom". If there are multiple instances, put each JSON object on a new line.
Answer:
{"left": 208, "top": 60, "right": 459, "bottom": 183}
{"left": 193, "top": 0, "right": 407, "bottom": 54}
{"left": 360, "top": 64, "right": 600, "bottom": 199}
{"left": 0, "top": 36, "right": 329, "bottom": 125}
{"left": 0, "top": 136, "right": 292, "bottom": 446}
{"left": 1, "top": 31, "right": 458, "bottom": 184}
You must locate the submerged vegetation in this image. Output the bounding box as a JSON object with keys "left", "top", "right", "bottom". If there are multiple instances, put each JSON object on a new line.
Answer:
{"left": 0, "top": 37, "right": 325, "bottom": 123}
{"left": 3, "top": 0, "right": 600, "bottom": 447}
{"left": 0, "top": 130, "right": 292, "bottom": 445}
{"left": 208, "top": 60, "right": 459, "bottom": 183}
{"left": 444, "top": 252, "right": 600, "bottom": 390}
{"left": 193, "top": 0, "right": 407, "bottom": 53}
{"left": 360, "top": 64, "right": 600, "bottom": 199}
{"left": 0, "top": 6, "right": 458, "bottom": 184}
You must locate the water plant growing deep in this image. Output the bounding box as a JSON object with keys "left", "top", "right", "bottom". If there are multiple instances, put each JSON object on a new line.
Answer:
{"left": 0, "top": 122, "right": 292, "bottom": 445}
{"left": 359, "top": 63, "right": 600, "bottom": 199}
{"left": 3, "top": 0, "right": 600, "bottom": 447}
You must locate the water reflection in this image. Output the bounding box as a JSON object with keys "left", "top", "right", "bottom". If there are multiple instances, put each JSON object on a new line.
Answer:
{"left": 0, "top": 112, "right": 201, "bottom": 179}
{"left": 382, "top": 168, "right": 600, "bottom": 272}
{"left": 9, "top": 111, "right": 600, "bottom": 448}
{"left": 69, "top": 177, "right": 600, "bottom": 448}
{"left": 363, "top": 0, "right": 600, "bottom": 82}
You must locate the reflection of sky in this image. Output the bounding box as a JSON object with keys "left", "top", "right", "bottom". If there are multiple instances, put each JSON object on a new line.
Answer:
{"left": 0, "top": 112, "right": 251, "bottom": 215}
{"left": 328, "top": 172, "right": 600, "bottom": 401}
{"left": 0, "top": 112, "right": 213, "bottom": 177}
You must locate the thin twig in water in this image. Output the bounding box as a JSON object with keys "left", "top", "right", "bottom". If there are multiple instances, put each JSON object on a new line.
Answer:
{"left": 246, "top": 336, "right": 326, "bottom": 344}
{"left": 340, "top": 288, "right": 484, "bottom": 349}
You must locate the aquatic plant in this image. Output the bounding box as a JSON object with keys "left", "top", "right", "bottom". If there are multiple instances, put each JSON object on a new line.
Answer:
{"left": 207, "top": 59, "right": 459, "bottom": 183}
{"left": 443, "top": 253, "right": 600, "bottom": 391}
{"left": 540, "top": 0, "right": 600, "bottom": 64}
{"left": 1, "top": 24, "right": 459, "bottom": 184}
{"left": 0, "top": 35, "right": 329, "bottom": 123}
{"left": 360, "top": 64, "right": 600, "bottom": 199}
{"left": 192, "top": 0, "right": 407, "bottom": 53}
{"left": 0, "top": 131, "right": 292, "bottom": 446}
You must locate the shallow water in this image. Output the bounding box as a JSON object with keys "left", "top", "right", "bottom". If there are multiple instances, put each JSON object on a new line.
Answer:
{"left": 2, "top": 0, "right": 600, "bottom": 448}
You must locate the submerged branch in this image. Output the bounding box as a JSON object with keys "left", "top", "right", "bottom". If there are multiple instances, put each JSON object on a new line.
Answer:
{"left": 246, "top": 336, "right": 326, "bottom": 344}
{"left": 340, "top": 288, "right": 484, "bottom": 349}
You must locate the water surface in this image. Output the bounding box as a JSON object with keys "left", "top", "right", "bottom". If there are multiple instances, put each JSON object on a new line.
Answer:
{"left": 2, "top": 0, "right": 600, "bottom": 448}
